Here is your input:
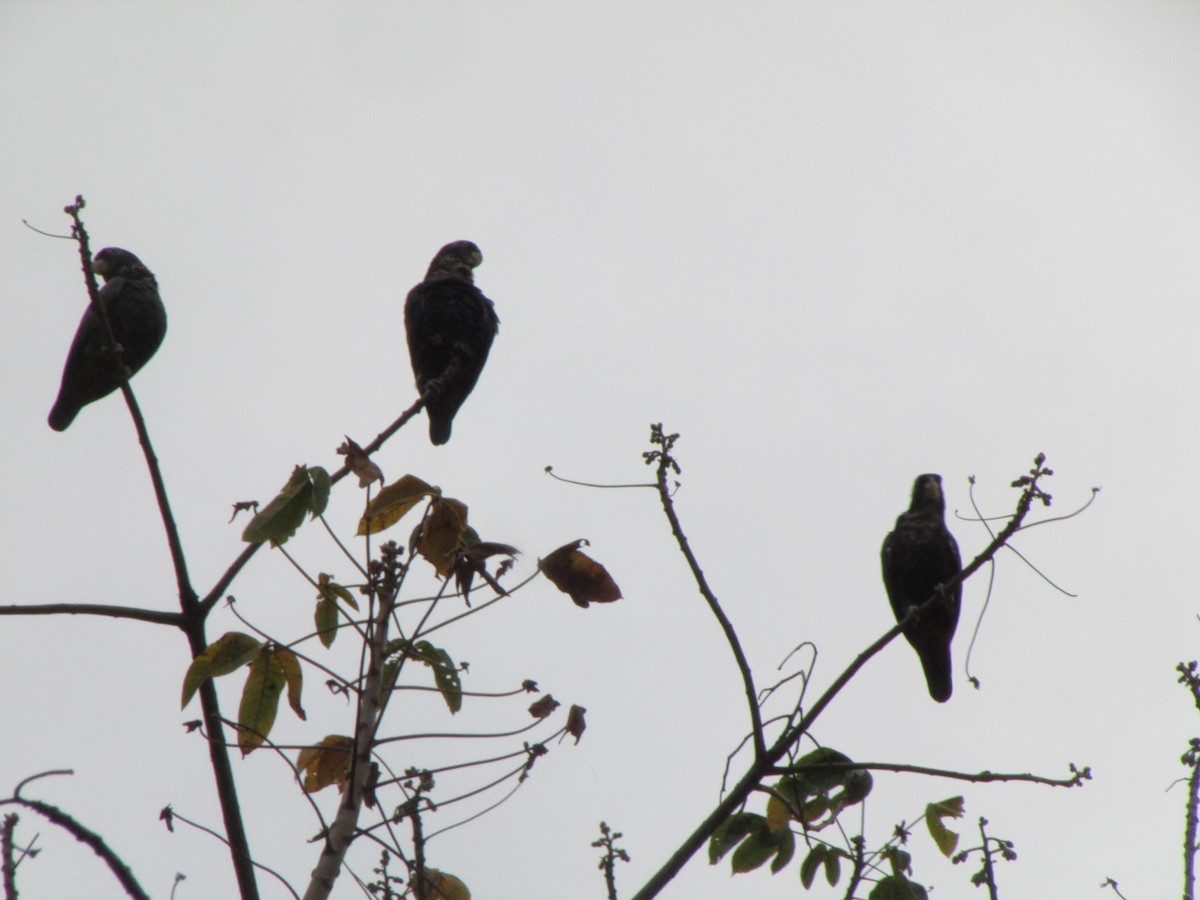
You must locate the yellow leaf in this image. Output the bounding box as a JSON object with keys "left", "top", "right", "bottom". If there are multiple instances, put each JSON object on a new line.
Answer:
{"left": 422, "top": 869, "right": 470, "bottom": 900}
{"left": 357, "top": 475, "right": 438, "bottom": 536}
{"left": 297, "top": 735, "right": 355, "bottom": 793}
{"left": 765, "top": 793, "right": 790, "bottom": 832}
{"left": 925, "top": 796, "right": 964, "bottom": 857}
{"left": 415, "top": 497, "right": 469, "bottom": 577}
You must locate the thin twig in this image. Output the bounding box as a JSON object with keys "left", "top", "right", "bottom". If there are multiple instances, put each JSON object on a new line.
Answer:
{"left": 163, "top": 809, "right": 301, "bottom": 900}
{"left": 645, "top": 425, "right": 765, "bottom": 760}
{"left": 767, "top": 760, "right": 1090, "bottom": 788}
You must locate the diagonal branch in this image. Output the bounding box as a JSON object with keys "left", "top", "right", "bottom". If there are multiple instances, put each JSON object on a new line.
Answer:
{"left": 197, "top": 397, "right": 426, "bottom": 619}
{"left": 4, "top": 771, "right": 148, "bottom": 900}
{"left": 646, "top": 425, "right": 765, "bottom": 760}
{"left": 66, "top": 198, "right": 198, "bottom": 614}
{"left": 630, "top": 457, "right": 1057, "bottom": 900}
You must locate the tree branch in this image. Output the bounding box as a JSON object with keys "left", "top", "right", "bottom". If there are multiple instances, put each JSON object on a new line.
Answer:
{"left": 4, "top": 774, "right": 148, "bottom": 900}
{"left": 645, "top": 425, "right": 765, "bottom": 760}
{"left": 0, "top": 603, "right": 182, "bottom": 627}
{"left": 767, "top": 760, "right": 1090, "bottom": 788}
{"left": 630, "top": 456, "right": 1057, "bottom": 900}
{"left": 66, "top": 198, "right": 198, "bottom": 614}
{"left": 302, "top": 586, "right": 394, "bottom": 899}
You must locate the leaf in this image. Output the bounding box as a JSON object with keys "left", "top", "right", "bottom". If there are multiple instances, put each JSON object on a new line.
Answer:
{"left": 422, "top": 869, "right": 471, "bottom": 900}
{"left": 769, "top": 774, "right": 815, "bottom": 827}
{"left": 315, "top": 598, "right": 339, "bottom": 648}
{"left": 793, "top": 746, "right": 854, "bottom": 792}
{"left": 529, "top": 694, "right": 560, "bottom": 719}
{"left": 729, "top": 822, "right": 793, "bottom": 874}
{"left": 276, "top": 647, "right": 305, "bottom": 721}
{"left": 769, "top": 828, "right": 796, "bottom": 874}
{"left": 181, "top": 631, "right": 262, "bottom": 708}
{"left": 407, "top": 640, "right": 463, "bottom": 714}
{"left": 454, "top": 540, "right": 521, "bottom": 603}
{"left": 297, "top": 735, "right": 354, "bottom": 793}
{"left": 538, "top": 539, "right": 622, "bottom": 608}
{"left": 237, "top": 646, "right": 293, "bottom": 754}
{"left": 316, "top": 573, "right": 359, "bottom": 610}
{"left": 337, "top": 436, "right": 384, "bottom": 487}
{"left": 925, "top": 796, "right": 964, "bottom": 857}
{"left": 708, "top": 812, "right": 763, "bottom": 864}
{"left": 868, "top": 875, "right": 929, "bottom": 900}
{"left": 800, "top": 844, "right": 825, "bottom": 888}
{"left": 357, "top": 474, "right": 437, "bottom": 536}
{"left": 241, "top": 465, "right": 331, "bottom": 546}
{"left": 314, "top": 574, "right": 359, "bottom": 648}
{"left": 565, "top": 704, "right": 587, "bottom": 744}
{"left": 841, "top": 767, "right": 874, "bottom": 805}
{"left": 415, "top": 497, "right": 470, "bottom": 577}
{"left": 822, "top": 849, "right": 842, "bottom": 886}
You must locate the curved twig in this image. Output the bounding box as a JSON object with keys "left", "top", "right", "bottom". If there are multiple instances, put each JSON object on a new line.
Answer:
{"left": 0, "top": 790, "right": 148, "bottom": 900}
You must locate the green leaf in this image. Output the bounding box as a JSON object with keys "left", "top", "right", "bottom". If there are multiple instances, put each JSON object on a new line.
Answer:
{"left": 822, "top": 849, "right": 841, "bottom": 886}
{"left": 238, "top": 646, "right": 290, "bottom": 754}
{"left": 841, "top": 767, "right": 874, "bottom": 805}
{"left": 315, "top": 597, "right": 339, "bottom": 648}
{"left": 800, "top": 845, "right": 824, "bottom": 888}
{"left": 241, "top": 465, "right": 329, "bottom": 546}
{"left": 308, "top": 466, "right": 331, "bottom": 516}
{"left": 708, "top": 812, "right": 762, "bottom": 864}
{"left": 925, "top": 796, "right": 964, "bottom": 857}
{"left": 769, "top": 828, "right": 795, "bottom": 874}
{"left": 869, "top": 875, "right": 929, "bottom": 900}
{"left": 793, "top": 747, "right": 853, "bottom": 792}
{"left": 181, "top": 631, "right": 262, "bottom": 708}
{"left": 314, "top": 574, "right": 358, "bottom": 648}
{"left": 276, "top": 647, "right": 305, "bottom": 721}
{"left": 410, "top": 641, "right": 462, "bottom": 713}
{"left": 887, "top": 847, "right": 912, "bottom": 877}
{"left": 730, "top": 827, "right": 777, "bottom": 874}
{"left": 381, "top": 658, "right": 398, "bottom": 694}
{"left": 316, "top": 573, "right": 359, "bottom": 611}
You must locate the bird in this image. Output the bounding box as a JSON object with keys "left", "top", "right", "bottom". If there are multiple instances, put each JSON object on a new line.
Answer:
{"left": 48, "top": 247, "right": 167, "bottom": 431}
{"left": 880, "top": 473, "right": 962, "bottom": 703}
{"left": 404, "top": 240, "right": 499, "bottom": 445}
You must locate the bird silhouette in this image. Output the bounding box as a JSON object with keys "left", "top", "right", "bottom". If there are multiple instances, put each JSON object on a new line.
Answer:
{"left": 48, "top": 248, "right": 167, "bottom": 431}
{"left": 881, "top": 473, "right": 962, "bottom": 702}
{"left": 404, "top": 241, "right": 499, "bottom": 445}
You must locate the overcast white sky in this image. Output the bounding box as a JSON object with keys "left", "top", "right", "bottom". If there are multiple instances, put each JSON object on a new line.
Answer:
{"left": 3, "top": 2, "right": 1200, "bottom": 898}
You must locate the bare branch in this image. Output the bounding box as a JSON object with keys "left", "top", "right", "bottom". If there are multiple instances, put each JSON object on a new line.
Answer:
{"left": 2, "top": 772, "right": 148, "bottom": 900}
{"left": 644, "top": 424, "right": 766, "bottom": 760}
{"left": 0, "top": 603, "right": 182, "bottom": 627}
{"left": 630, "top": 456, "right": 1064, "bottom": 900}
{"left": 767, "top": 760, "right": 1090, "bottom": 788}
